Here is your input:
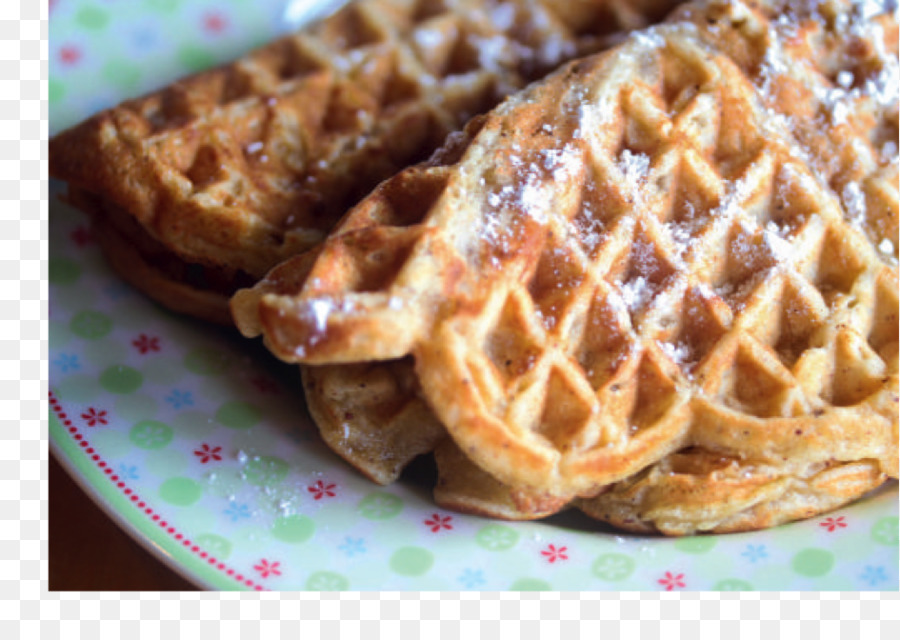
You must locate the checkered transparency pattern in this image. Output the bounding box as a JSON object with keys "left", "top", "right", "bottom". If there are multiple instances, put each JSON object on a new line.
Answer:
{"left": 4, "top": 6, "right": 45, "bottom": 640}
{"left": 311, "top": 592, "right": 900, "bottom": 637}
{"left": 19, "top": 589, "right": 900, "bottom": 633}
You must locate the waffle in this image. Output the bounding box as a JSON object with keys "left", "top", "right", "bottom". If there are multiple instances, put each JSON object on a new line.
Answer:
{"left": 234, "top": 0, "right": 898, "bottom": 527}
{"left": 228, "top": 111, "right": 575, "bottom": 518}
{"left": 49, "top": 0, "right": 678, "bottom": 324}
{"left": 303, "top": 357, "right": 574, "bottom": 519}
{"left": 572, "top": 0, "right": 900, "bottom": 534}
{"left": 578, "top": 449, "right": 891, "bottom": 535}
{"left": 302, "top": 359, "right": 446, "bottom": 485}
{"left": 432, "top": 438, "right": 573, "bottom": 519}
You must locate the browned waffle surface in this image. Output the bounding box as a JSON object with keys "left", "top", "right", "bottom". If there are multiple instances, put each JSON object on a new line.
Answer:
{"left": 578, "top": 450, "right": 890, "bottom": 535}
{"left": 237, "top": 0, "right": 898, "bottom": 510}
{"left": 302, "top": 359, "right": 446, "bottom": 485}
{"left": 304, "top": 355, "right": 577, "bottom": 519}
{"left": 432, "top": 439, "right": 573, "bottom": 519}
{"left": 49, "top": 0, "right": 680, "bottom": 324}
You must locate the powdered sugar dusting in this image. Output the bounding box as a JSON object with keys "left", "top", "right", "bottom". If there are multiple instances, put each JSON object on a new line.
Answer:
{"left": 823, "top": 1, "right": 898, "bottom": 113}
{"left": 842, "top": 181, "right": 867, "bottom": 229}
{"left": 657, "top": 339, "right": 695, "bottom": 376}
{"left": 664, "top": 201, "right": 704, "bottom": 263}
{"left": 480, "top": 142, "right": 583, "bottom": 263}
{"left": 619, "top": 276, "right": 654, "bottom": 314}
{"left": 474, "top": 34, "right": 516, "bottom": 78}
{"left": 574, "top": 182, "right": 606, "bottom": 254}
{"left": 487, "top": 2, "right": 516, "bottom": 30}
{"left": 632, "top": 27, "right": 666, "bottom": 51}
{"left": 709, "top": 173, "right": 755, "bottom": 232}
{"left": 309, "top": 298, "right": 333, "bottom": 333}
{"left": 290, "top": 296, "right": 361, "bottom": 357}
{"left": 413, "top": 25, "right": 446, "bottom": 52}
{"left": 762, "top": 220, "right": 796, "bottom": 263}
{"left": 618, "top": 150, "right": 651, "bottom": 198}
{"left": 752, "top": 0, "right": 899, "bottom": 202}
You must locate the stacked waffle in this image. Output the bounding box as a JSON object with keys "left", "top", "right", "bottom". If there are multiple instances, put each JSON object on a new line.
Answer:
{"left": 52, "top": 0, "right": 898, "bottom": 535}
{"left": 232, "top": 0, "right": 899, "bottom": 534}
{"left": 49, "top": 0, "right": 676, "bottom": 324}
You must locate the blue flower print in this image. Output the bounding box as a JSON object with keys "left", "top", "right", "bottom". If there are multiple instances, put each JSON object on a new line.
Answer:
{"left": 458, "top": 568, "right": 486, "bottom": 589}
{"left": 224, "top": 501, "right": 251, "bottom": 522}
{"left": 741, "top": 544, "right": 768, "bottom": 563}
{"left": 117, "top": 464, "right": 139, "bottom": 481}
{"left": 165, "top": 389, "right": 194, "bottom": 409}
{"left": 52, "top": 353, "right": 80, "bottom": 373}
{"left": 338, "top": 537, "right": 366, "bottom": 557}
{"left": 859, "top": 565, "right": 888, "bottom": 588}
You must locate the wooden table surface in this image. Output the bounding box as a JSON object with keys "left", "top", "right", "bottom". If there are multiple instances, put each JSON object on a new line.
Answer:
{"left": 49, "top": 454, "right": 198, "bottom": 591}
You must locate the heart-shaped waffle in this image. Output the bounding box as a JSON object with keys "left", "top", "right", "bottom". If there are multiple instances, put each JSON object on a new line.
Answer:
{"left": 236, "top": 0, "right": 898, "bottom": 510}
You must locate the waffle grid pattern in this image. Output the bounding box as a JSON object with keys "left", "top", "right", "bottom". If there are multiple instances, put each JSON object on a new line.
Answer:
{"left": 413, "top": 21, "right": 897, "bottom": 498}
{"left": 239, "top": 0, "right": 898, "bottom": 533}
{"left": 49, "top": 0, "right": 677, "bottom": 287}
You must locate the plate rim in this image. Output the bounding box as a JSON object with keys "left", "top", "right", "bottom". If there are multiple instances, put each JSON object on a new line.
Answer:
{"left": 49, "top": 401, "right": 247, "bottom": 591}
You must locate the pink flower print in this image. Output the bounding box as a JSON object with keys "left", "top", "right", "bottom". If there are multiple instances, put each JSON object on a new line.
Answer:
{"left": 132, "top": 334, "right": 160, "bottom": 354}
{"left": 193, "top": 444, "right": 222, "bottom": 464}
{"left": 254, "top": 559, "right": 281, "bottom": 579}
{"left": 202, "top": 12, "right": 228, "bottom": 34}
{"left": 820, "top": 516, "right": 847, "bottom": 532}
{"left": 307, "top": 480, "right": 337, "bottom": 500}
{"left": 59, "top": 45, "right": 82, "bottom": 66}
{"left": 541, "top": 544, "right": 568, "bottom": 563}
{"left": 81, "top": 407, "right": 107, "bottom": 427}
{"left": 658, "top": 572, "right": 686, "bottom": 591}
{"left": 424, "top": 513, "right": 454, "bottom": 533}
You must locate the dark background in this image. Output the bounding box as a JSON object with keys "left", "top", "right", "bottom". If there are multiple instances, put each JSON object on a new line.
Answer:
{"left": 49, "top": 455, "right": 197, "bottom": 591}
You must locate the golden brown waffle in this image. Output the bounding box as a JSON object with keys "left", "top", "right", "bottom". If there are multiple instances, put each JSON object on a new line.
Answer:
{"left": 303, "top": 358, "right": 574, "bottom": 519}
{"left": 234, "top": 0, "right": 898, "bottom": 525}
{"left": 670, "top": 0, "right": 899, "bottom": 266}
{"left": 302, "top": 359, "right": 446, "bottom": 485}
{"left": 433, "top": 438, "right": 573, "bottom": 519}
{"left": 569, "top": 0, "right": 900, "bottom": 534}
{"left": 49, "top": 0, "right": 679, "bottom": 324}
{"left": 577, "top": 449, "right": 891, "bottom": 535}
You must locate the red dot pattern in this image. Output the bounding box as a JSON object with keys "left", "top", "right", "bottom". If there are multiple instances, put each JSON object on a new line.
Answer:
{"left": 49, "top": 390, "right": 263, "bottom": 590}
